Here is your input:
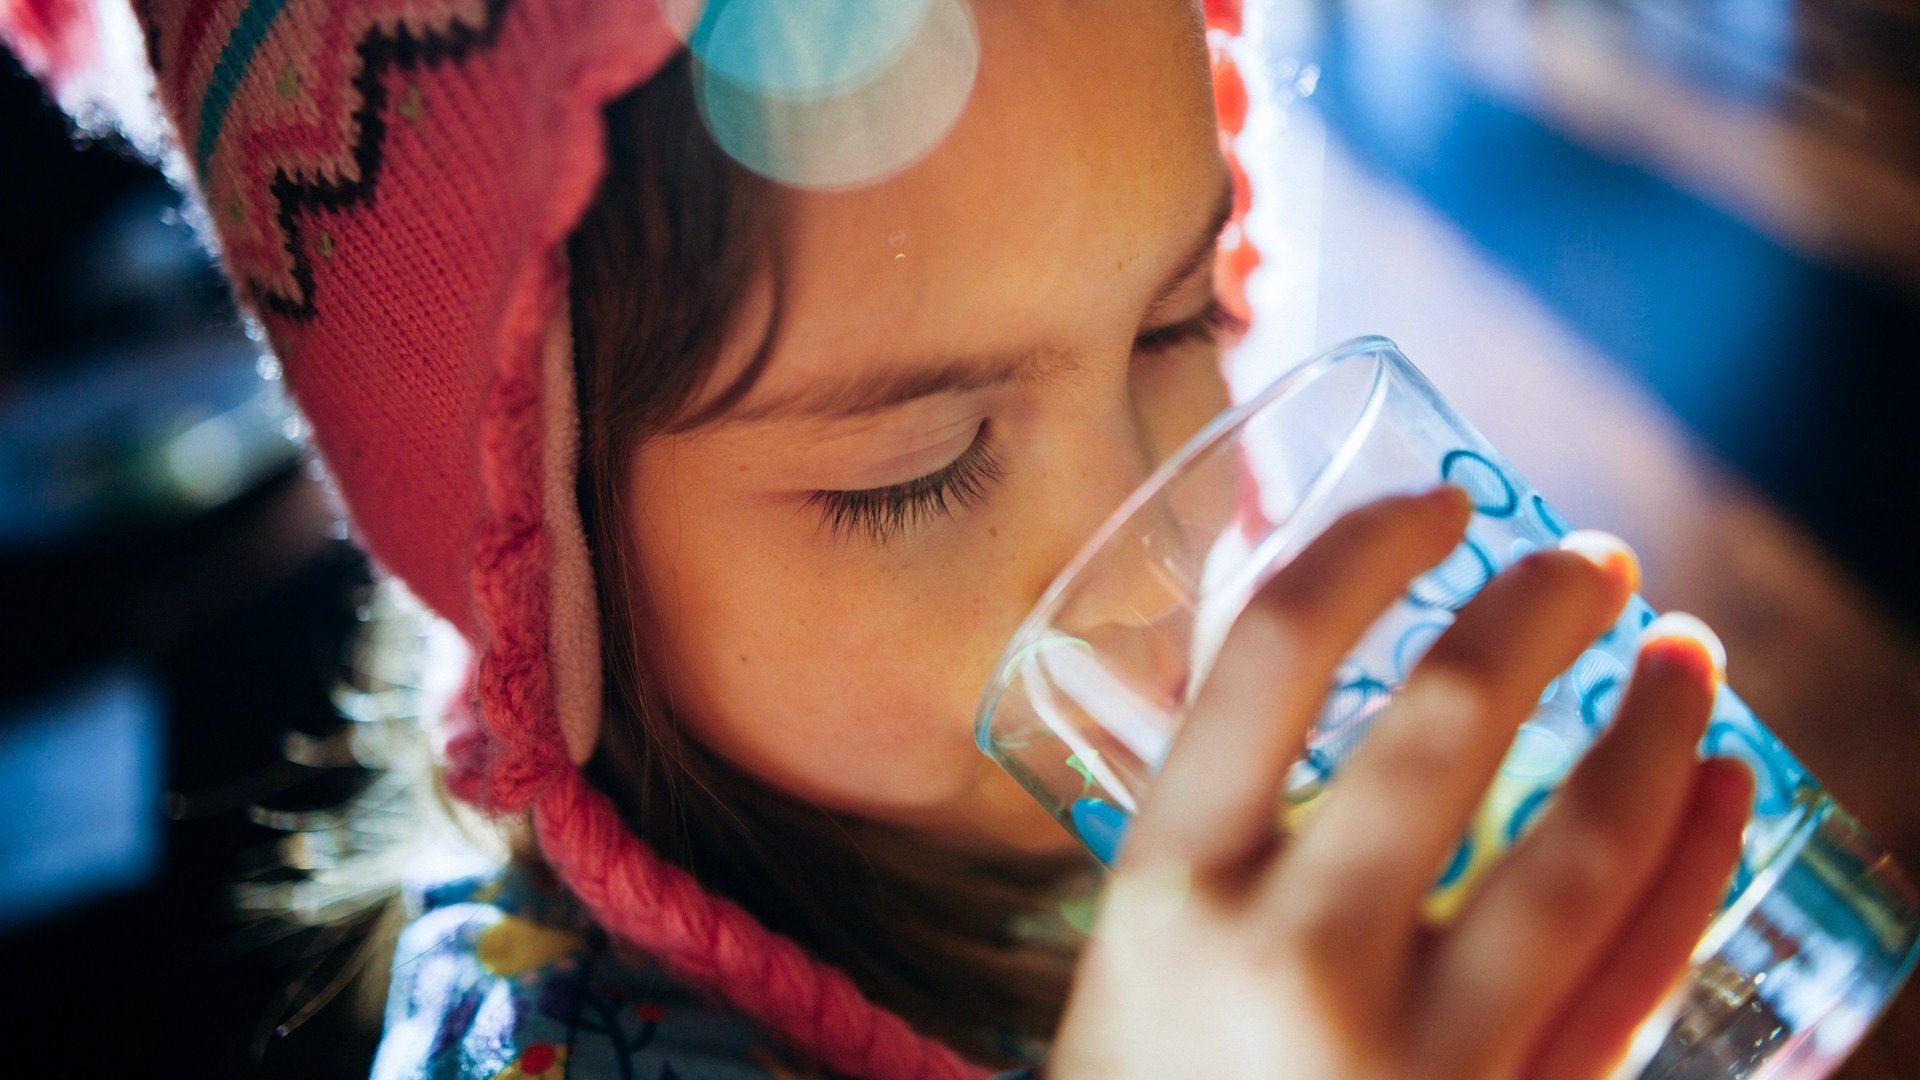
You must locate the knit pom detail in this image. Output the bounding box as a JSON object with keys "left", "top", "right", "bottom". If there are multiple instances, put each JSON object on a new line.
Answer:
{"left": 532, "top": 768, "right": 996, "bottom": 1080}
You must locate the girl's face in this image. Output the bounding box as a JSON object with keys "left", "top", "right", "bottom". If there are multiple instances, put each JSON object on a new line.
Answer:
{"left": 625, "top": 0, "right": 1233, "bottom": 854}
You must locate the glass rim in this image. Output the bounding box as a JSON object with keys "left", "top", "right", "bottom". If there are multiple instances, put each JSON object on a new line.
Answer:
{"left": 973, "top": 333, "right": 1406, "bottom": 753}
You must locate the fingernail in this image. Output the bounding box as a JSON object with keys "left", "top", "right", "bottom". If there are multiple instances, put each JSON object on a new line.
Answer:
{"left": 1425, "top": 484, "right": 1472, "bottom": 514}
{"left": 1642, "top": 611, "right": 1728, "bottom": 685}
{"left": 1557, "top": 529, "right": 1641, "bottom": 592}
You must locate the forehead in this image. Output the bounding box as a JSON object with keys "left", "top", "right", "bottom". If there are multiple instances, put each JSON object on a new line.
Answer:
{"left": 742, "top": 0, "right": 1219, "bottom": 395}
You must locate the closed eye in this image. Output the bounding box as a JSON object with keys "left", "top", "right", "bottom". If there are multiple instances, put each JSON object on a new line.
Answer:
{"left": 1133, "top": 297, "right": 1248, "bottom": 357}
{"left": 803, "top": 421, "right": 1004, "bottom": 545}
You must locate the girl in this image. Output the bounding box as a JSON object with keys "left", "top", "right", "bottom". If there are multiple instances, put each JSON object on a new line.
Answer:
{"left": 5, "top": 0, "right": 1751, "bottom": 1076}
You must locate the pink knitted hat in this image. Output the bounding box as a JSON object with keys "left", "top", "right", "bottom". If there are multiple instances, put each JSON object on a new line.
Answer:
{"left": 4, "top": 0, "right": 1255, "bottom": 1074}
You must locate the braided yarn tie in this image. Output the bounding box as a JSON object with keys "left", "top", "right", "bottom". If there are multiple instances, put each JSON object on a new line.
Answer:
{"left": 532, "top": 768, "right": 996, "bottom": 1080}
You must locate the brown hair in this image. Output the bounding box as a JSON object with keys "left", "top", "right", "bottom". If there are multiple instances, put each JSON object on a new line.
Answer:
{"left": 560, "top": 54, "right": 1097, "bottom": 1069}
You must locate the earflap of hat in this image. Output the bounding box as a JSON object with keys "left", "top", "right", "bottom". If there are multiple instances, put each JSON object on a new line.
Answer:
{"left": 539, "top": 300, "right": 603, "bottom": 766}
{"left": 443, "top": 294, "right": 602, "bottom": 803}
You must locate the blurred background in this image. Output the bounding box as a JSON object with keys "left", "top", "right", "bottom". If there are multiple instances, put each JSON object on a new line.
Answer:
{"left": 0, "top": 38, "right": 387, "bottom": 1077}
{"left": 2, "top": 0, "right": 1917, "bottom": 1075}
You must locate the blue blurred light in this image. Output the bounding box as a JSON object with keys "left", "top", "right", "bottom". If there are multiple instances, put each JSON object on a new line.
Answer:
{"left": 687, "top": 0, "right": 931, "bottom": 99}
{"left": 690, "top": 0, "right": 978, "bottom": 190}
{"left": 1302, "top": 10, "right": 1812, "bottom": 486}
{"left": 0, "top": 667, "right": 164, "bottom": 930}
{"left": 0, "top": 335, "right": 296, "bottom": 550}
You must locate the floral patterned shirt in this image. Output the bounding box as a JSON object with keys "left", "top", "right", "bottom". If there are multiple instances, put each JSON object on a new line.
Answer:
{"left": 369, "top": 861, "right": 1045, "bottom": 1080}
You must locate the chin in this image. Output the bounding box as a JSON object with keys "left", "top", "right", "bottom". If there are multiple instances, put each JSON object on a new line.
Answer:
{"left": 835, "top": 755, "right": 1083, "bottom": 856}
{"left": 952, "top": 754, "right": 1087, "bottom": 856}
{"left": 989, "top": 784, "right": 1085, "bottom": 855}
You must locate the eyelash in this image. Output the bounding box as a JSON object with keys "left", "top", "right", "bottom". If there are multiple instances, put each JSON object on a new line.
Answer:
{"left": 805, "top": 423, "right": 1005, "bottom": 545}
{"left": 806, "top": 299, "right": 1246, "bottom": 545}
{"left": 1132, "top": 297, "right": 1248, "bottom": 357}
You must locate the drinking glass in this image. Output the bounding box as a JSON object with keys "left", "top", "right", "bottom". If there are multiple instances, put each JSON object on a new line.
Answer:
{"left": 977, "top": 336, "right": 1919, "bottom": 1079}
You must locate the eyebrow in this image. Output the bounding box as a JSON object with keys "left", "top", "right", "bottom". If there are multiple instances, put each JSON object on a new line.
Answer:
{"left": 715, "top": 169, "right": 1238, "bottom": 427}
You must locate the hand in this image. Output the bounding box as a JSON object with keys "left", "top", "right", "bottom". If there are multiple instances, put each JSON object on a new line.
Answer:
{"left": 1042, "top": 486, "right": 1752, "bottom": 1080}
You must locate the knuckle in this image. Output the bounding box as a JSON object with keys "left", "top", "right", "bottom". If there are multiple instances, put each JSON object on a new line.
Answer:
{"left": 1275, "top": 890, "right": 1378, "bottom": 973}
{"left": 1390, "top": 667, "right": 1495, "bottom": 755}
{"left": 1370, "top": 730, "right": 1468, "bottom": 788}
{"left": 1531, "top": 825, "right": 1634, "bottom": 916}
{"left": 1410, "top": 583, "right": 1503, "bottom": 660}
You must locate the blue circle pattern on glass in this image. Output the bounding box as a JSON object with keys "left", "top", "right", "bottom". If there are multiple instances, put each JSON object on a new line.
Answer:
{"left": 1442, "top": 449, "right": 1519, "bottom": 517}
{"left": 1435, "top": 834, "right": 1473, "bottom": 889}
{"left": 1318, "top": 673, "right": 1393, "bottom": 743}
{"left": 1394, "top": 621, "right": 1450, "bottom": 679}
{"left": 1531, "top": 492, "right": 1568, "bottom": 538}
{"left": 1072, "top": 796, "right": 1130, "bottom": 866}
{"left": 1407, "top": 537, "right": 1496, "bottom": 611}
{"left": 1419, "top": 444, "right": 1817, "bottom": 902}
{"left": 1572, "top": 649, "right": 1629, "bottom": 730}
{"left": 1285, "top": 747, "right": 1335, "bottom": 805}
{"left": 1059, "top": 448, "right": 1827, "bottom": 881}
{"left": 1598, "top": 596, "right": 1658, "bottom": 647}
{"left": 1703, "top": 698, "right": 1811, "bottom": 817}
{"left": 1505, "top": 784, "right": 1556, "bottom": 844}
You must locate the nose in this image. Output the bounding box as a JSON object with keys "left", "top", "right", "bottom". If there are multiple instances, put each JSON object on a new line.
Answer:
{"left": 1024, "top": 412, "right": 1208, "bottom": 733}
{"left": 1034, "top": 405, "right": 1170, "bottom": 597}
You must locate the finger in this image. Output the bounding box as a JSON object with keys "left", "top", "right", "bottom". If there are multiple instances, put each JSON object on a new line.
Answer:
{"left": 1523, "top": 757, "right": 1754, "bottom": 1080}
{"left": 1417, "top": 622, "right": 1724, "bottom": 1073}
{"left": 1266, "top": 532, "right": 1637, "bottom": 984}
{"left": 1120, "top": 485, "right": 1472, "bottom": 879}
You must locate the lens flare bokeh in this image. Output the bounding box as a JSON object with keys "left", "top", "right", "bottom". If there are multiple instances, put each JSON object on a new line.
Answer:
{"left": 685, "top": 0, "right": 980, "bottom": 190}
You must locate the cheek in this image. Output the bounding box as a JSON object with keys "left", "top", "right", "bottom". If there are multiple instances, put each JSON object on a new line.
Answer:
{"left": 645, "top": 536, "right": 1022, "bottom": 816}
